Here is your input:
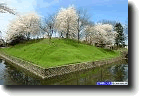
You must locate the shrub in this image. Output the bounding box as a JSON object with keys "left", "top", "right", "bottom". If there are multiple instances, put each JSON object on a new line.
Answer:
{"left": 8, "top": 35, "right": 27, "bottom": 46}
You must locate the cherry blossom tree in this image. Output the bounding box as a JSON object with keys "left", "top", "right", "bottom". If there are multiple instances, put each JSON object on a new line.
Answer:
{"left": 20, "top": 13, "right": 40, "bottom": 39}
{"left": 6, "top": 18, "right": 21, "bottom": 41}
{"left": 6, "top": 12, "right": 40, "bottom": 41}
{"left": 84, "top": 23, "right": 117, "bottom": 45}
{"left": 84, "top": 24, "right": 95, "bottom": 44}
{"left": 94, "top": 24, "right": 117, "bottom": 45}
{"left": 55, "top": 6, "right": 78, "bottom": 39}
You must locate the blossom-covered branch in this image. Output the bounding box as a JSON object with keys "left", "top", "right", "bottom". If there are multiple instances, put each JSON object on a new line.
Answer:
{"left": 0, "top": 3, "right": 16, "bottom": 15}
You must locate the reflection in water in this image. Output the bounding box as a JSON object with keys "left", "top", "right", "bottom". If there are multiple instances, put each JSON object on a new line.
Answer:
{"left": 0, "top": 58, "right": 128, "bottom": 85}
{"left": 109, "top": 64, "right": 128, "bottom": 82}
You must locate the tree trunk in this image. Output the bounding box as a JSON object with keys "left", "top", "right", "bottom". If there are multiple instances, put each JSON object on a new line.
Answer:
{"left": 78, "top": 18, "right": 80, "bottom": 43}
{"left": 61, "top": 32, "right": 63, "bottom": 38}
{"left": 78, "top": 32, "right": 79, "bottom": 43}
{"left": 85, "top": 35, "right": 87, "bottom": 42}
{"left": 66, "top": 22, "right": 69, "bottom": 39}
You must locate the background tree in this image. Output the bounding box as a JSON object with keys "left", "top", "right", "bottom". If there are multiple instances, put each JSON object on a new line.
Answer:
{"left": 97, "top": 19, "right": 117, "bottom": 26}
{"left": 55, "top": 6, "right": 78, "bottom": 39}
{"left": 6, "top": 12, "right": 41, "bottom": 42}
{"left": 84, "top": 23, "right": 117, "bottom": 46}
{"left": 76, "top": 8, "right": 90, "bottom": 43}
{"left": 40, "top": 14, "right": 56, "bottom": 39}
{"left": 114, "top": 23, "right": 125, "bottom": 47}
{"left": 94, "top": 23, "right": 117, "bottom": 45}
{"left": 19, "top": 13, "right": 40, "bottom": 40}
{"left": 84, "top": 24, "right": 95, "bottom": 44}
{"left": 124, "top": 18, "right": 128, "bottom": 45}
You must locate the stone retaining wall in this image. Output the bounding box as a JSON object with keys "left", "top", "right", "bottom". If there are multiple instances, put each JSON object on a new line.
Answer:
{"left": 0, "top": 52, "right": 123, "bottom": 79}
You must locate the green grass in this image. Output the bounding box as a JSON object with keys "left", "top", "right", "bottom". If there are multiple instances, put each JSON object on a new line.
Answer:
{"left": 0, "top": 38, "right": 120, "bottom": 68}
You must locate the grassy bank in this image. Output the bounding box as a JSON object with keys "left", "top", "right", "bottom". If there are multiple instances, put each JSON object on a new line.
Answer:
{"left": 0, "top": 38, "right": 120, "bottom": 68}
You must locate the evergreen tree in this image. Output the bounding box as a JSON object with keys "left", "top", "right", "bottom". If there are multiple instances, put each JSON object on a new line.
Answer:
{"left": 114, "top": 23, "right": 125, "bottom": 47}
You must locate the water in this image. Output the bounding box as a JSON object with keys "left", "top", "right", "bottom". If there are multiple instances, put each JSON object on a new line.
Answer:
{"left": 0, "top": 58, "right": 128, "bottom": 85}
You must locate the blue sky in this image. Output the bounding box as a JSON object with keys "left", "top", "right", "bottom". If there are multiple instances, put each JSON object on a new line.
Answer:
{"left": 35, "top": 0, "right": 128, "bottom": 24}
{"left": 0, "top": 0, "right": 128, "bottom": 39}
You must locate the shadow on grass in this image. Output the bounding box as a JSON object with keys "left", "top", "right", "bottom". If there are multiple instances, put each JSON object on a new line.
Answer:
{"left": 7, "top": 38, "right": 45, "bottom": 49}
{"left": 98, "top": 48, "right": 116, "bottom": 54}
{"left": 62, "top": 38, "right": 81, "bottom": 47}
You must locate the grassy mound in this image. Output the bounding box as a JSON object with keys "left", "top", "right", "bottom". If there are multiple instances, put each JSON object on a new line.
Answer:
{"left": 0, "top": 38, "right": 120, "bottom": 68}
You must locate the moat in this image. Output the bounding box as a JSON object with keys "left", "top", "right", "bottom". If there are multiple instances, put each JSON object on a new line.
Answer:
{"left": 0, "top": 58, "right": 128, "bottom": 85}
